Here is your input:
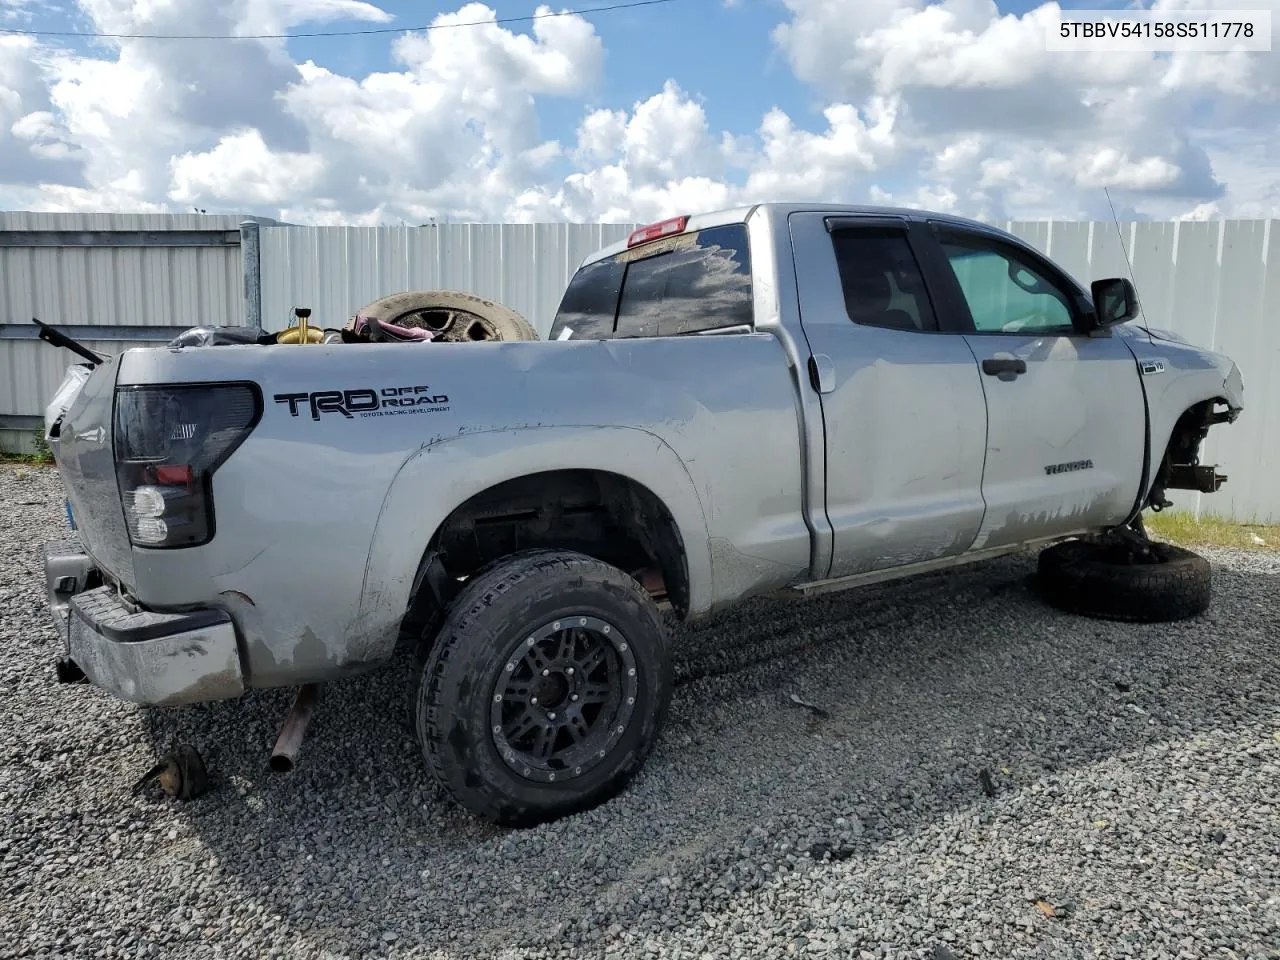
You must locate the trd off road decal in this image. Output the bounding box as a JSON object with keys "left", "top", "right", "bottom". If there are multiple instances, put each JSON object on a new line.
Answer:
{"left": 273, "top": 385, "right": 450, "bottom": 421}
{"left": 1044, "top": 459, "right": 1094, "bottom": 476}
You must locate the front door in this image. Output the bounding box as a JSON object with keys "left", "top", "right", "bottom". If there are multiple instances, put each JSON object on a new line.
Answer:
{"left": 926, "top": 223, "right": 1147, "bottom": 551}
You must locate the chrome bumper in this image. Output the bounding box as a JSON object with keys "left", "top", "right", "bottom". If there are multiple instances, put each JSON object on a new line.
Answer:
{"left": 43, "top": 540, "right": 245, "bottom": 707}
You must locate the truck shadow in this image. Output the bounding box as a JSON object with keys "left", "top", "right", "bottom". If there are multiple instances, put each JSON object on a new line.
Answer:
{"left": 135, "top": 551, "right": 1280, "bottom": 958}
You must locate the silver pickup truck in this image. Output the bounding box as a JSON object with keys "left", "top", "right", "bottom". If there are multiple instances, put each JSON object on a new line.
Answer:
{"left": 38, "top": 202, "right": 1244, "bottom": 826}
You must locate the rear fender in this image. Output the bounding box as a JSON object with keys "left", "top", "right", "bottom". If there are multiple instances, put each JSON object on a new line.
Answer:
{"left": 352, "top": 425, "right": 712, "bottom": 658}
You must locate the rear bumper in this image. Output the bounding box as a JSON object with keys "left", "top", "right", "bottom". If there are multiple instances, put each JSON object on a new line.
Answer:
{"left": 44, "top": 540, "right": 245, "bottom": 707}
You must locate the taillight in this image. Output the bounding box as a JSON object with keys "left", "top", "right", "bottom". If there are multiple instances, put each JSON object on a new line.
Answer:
{"left": 113, "top": 383, "right": 261, "bottom": 548}
{"left": 626, "top": 215, "right": 688, "bottom": 248}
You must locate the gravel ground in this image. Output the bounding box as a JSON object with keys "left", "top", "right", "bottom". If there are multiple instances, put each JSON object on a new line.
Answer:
{"left": 2, "top": 462, "right": 1278, "bottom": 960}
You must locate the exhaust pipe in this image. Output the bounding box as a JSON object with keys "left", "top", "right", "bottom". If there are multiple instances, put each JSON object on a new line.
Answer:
{"left": 269, "top": 683, "right": 320, "bottom": 773}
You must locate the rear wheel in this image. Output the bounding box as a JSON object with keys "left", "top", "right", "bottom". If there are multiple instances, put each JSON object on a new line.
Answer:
{"left": 415, "top": 549, "right": 671, "bottom": 826}
{"left": 1035, "top": 535, "right": 1212, "bottom": 623}
{"left": 356, "top": 290, "right": 538, "bottom": 342}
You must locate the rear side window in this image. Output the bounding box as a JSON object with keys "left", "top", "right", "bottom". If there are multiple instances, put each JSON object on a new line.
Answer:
{"left": 548, "top": 256, "right": 624, "bottom": 341}
{"left": 615, "top": 224, "right": 753, "bottom": 338}
{"left": 830, "top": 228, "right": 936, "bottom": 332}
{"left": 548, "top": 223, "right": 753, "bottom": 340}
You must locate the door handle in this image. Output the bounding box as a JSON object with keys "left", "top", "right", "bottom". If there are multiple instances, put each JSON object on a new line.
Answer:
{"left": 981, "top": 357, "right": 1027, "bottom": 377}
{"left": 808, "top": 353, "right": 836, "bottom": 394}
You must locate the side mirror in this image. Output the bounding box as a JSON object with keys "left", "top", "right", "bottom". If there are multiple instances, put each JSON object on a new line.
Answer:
{"left": 1089, "top": 277, "right": 1138, "bottom": 328}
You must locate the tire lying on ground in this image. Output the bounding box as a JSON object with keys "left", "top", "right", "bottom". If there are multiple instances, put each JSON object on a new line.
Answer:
{"left": 415, "top": 548, "right": 672, "bottom": 827}
{"left": 1035, "top": 537, "right": 1212, "bottom": 623}
{"left": 356, "top": 290, "right": 539, "bottom": 342}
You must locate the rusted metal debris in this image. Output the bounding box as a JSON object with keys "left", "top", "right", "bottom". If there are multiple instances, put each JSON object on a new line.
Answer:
{"left": 131, "top": 744, "right": 209, "bottom": 801}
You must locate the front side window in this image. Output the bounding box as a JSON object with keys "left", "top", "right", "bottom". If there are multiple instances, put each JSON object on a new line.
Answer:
{"left": 939, "top": 236, "right": 1077, "bottom": 335}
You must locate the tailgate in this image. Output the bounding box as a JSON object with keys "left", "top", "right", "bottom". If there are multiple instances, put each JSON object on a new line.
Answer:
{"left": 46, "top": 357, "right": 136, "bottom": 588}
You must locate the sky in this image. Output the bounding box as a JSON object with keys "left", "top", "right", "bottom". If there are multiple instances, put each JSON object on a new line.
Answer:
{"left": 1, "top": 0, "right": 1278, "bottom": 224}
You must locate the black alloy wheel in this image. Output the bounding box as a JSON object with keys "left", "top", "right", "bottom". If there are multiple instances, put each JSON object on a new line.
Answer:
{"left": 415, "top": 549, "right": 671, "bottom": 827}
{"left": 491, "top": 615, "right": 639, "bottom": 784}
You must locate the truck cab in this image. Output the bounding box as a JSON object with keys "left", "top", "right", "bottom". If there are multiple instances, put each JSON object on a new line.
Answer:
{"left": 549, "top": 204, "right": 1242, "bottom": 584}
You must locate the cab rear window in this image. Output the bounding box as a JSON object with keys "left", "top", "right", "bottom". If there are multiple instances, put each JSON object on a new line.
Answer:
{"left": 549, "top": 223, "right": 753, "bottom": 340}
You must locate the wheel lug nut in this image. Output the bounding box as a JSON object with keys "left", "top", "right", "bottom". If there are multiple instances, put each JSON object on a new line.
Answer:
{"left": 531, "top": 696, "right": 539, "bottom": 705}
{"left": 542, "top": 669, "right": 550, "bottom": 677}
{"left": 566, "top": 667, "right": 575, "bottom": 676}
{"left": 570, "top": 694, "right": 579, "bottom": 702}
{"left": 548, "top": 712, "right": 557, "bottom": 720}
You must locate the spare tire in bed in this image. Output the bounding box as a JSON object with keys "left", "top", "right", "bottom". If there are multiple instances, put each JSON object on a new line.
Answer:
{"left": 355, "top": 290, "right": 539, "bottom": 342}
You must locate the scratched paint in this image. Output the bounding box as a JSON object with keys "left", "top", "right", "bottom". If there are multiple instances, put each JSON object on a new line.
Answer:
{"left": 68, "top": 619, "right": 244, "bottom": 707}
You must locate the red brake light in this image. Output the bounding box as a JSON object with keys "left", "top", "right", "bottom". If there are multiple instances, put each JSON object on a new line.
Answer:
{"left": 627, "top": 216, "right": 688, "bottom": 248}
{"left": 155, "top": 464, "right": 193, "bottom": 485}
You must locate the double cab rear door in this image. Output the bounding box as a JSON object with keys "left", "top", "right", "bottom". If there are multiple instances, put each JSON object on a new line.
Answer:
{"left": 787, "top": 212, "right": 1146, "bottom": 582}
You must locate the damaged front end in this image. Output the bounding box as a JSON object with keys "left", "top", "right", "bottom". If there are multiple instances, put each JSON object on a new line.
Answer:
{"left": 1146, "top": 365, "right": 1243, "bottom": 511}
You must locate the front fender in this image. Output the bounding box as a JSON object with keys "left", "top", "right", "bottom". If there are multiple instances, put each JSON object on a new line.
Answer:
{"left": 1134, "top": 342, "right": 1244, "bottom": 504}
{"left": 352, "top": 425, "right": 713, "bottom": 659}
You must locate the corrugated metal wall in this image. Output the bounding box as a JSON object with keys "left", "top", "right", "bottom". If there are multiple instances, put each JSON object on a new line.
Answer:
{"left": 258, "top": 222, "right": 638, "bottom": 336}
{"left": 3, "top": 213, "right": 1277, "bottom": 523}
{"left": 0, "top": 213, "right": 251, "bottom": 453}
{"left": 0, "top": 213, "right": 245, "bottom": 330}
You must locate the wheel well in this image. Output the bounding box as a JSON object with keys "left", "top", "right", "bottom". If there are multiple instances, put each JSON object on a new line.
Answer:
{"left": 400, "top": 469, "right": 690, "bottom": 643}
{"left": 1146, "top": 397, "right": 1233, "bottom": 510}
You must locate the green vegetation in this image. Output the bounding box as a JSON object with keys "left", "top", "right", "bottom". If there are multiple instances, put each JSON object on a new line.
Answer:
{"left": 0, "top": 429, "right": 55, "bottom": 466}
{"left": 1145, "top": 510, "right": 1278, "bottom": 552}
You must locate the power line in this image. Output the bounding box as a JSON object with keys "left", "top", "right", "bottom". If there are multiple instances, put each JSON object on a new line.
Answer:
{"left": 0, "top": 0, "right": 684, "bottom": 40}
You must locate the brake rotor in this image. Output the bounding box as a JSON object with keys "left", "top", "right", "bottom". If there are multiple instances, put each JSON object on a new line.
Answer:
{"left": 130, "top": 744, "right": 210, "bottom": 801}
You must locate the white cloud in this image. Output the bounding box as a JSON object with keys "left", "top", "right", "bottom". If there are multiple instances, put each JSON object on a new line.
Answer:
{"left": 11, "top": 181, "right": 171, "bottom": 214}
{"left": 1, "top": 0, "right": 38, "bottom": 21}
{"left": 395, "top": 3, "right": 603, "bottom": 99}
{"left": 1175, "top": 201, "right": 1222, "bottom": 220}
{"left": 1, "top": 0, "right": 1278, "bottom": 223}
{"left": 271, "top": 2, "right": 605, "bottom": 221}
{"left": 508, "top": 84, "right": 900, "bottom": 220}
{"left": 767, "top": 0, "right": 1280, "bottom": 219}
{"left": 570, "top": 81, "right": 723, "bottom": 182}
{"left": 73, "top": 0, "right": 392, "bottom": 35}
{"left": 740, "top": 98, "right": 899, "bottom": 200}
{"left": 170, "top": 129, "right": 327, "bottom": 204}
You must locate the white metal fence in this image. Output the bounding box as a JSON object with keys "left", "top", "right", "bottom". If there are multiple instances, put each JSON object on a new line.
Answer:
{"left": 257, "top": 222, "right": 637, "bottom": 336}
{"left": 0, "top": 212, "right": 265, "bottom": 454}
{"left": 2, "top": 214, "right": 1276, "bottom": 523}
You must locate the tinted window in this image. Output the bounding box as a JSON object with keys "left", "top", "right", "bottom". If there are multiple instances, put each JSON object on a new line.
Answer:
{"left": 830, "top": 228, "right": 936, "bottom": 332}
{"left": 940, "top": 238, "right": 1075, "bottom": 335}
{"left": 549, "top": 256, "right": 625, "bottom": 341}
{"left": 614, "top": 224, "right": 753, "bottom": 338}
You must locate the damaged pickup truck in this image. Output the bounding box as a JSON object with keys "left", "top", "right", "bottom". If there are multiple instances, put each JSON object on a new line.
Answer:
{"left": 38, "top": 203, "right": 1244, "bottom": 826}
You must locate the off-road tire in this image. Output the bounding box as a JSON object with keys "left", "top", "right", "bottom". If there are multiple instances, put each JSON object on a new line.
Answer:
{"left": 400, "top": 553, "right": 506, "bottom": 733}
{"left": 1035, "top": 538, "right": 1212, "bottom": 623}
{"left": 357, "top": 290, "right": 538, "bottom": 342}
{"left": 414, "top": 549, "right": 671, "bottom": 827}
